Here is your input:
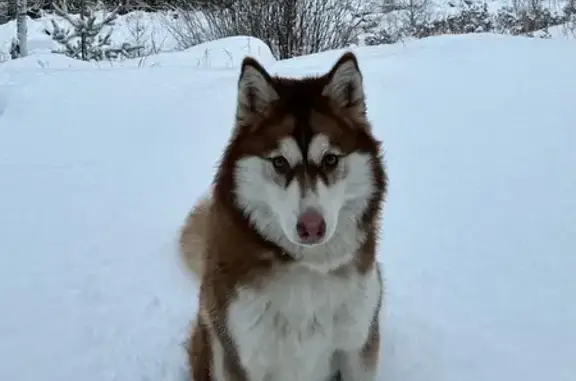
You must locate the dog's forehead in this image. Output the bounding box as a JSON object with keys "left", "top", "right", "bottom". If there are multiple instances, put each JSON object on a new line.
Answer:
{"left": 274, "top": 133, "right": 334, "bottom": 165}
{"left": 274, "top": 109, "right": 349, "bottom": 154}
{"left": 268, "top": 112, "right": 343, "bottom": 163}
{"left": 240, "top": 106, "right": 356, "bottom": 160}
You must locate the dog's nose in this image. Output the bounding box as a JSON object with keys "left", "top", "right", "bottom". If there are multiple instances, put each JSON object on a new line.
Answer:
{"left": 296, "top": 209, "right": 326, "bottom": 244}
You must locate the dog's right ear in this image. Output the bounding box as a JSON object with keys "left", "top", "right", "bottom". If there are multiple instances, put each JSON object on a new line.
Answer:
{"left": 237, "top": 57, "right": 278, "bottom": 119}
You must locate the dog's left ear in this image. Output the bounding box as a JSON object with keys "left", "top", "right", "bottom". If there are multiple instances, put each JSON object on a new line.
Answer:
{"left": 323, "top": 52, "right": 365, "bottom": 112}
{"left": 236, "top": 57, "right": 278, "bottom": 121}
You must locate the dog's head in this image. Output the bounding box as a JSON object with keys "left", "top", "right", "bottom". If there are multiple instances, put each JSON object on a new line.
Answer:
{"left": 215, "top": 52, "right": 386, "bottom": 267}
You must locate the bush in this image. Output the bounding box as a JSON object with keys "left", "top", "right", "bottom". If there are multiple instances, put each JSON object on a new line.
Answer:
{"left": 163, "top": 0, "right": 374, "bottom": 59}
{"left": 413, "top": 1, "right": 492, "bottom": 38}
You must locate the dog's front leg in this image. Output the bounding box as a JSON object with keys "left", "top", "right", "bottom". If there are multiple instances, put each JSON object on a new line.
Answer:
{"left": 334, "top": 317, "right": 380, "bottom": 381}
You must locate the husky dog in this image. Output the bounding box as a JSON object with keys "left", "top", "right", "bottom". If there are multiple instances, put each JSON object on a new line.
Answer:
{"left": 179, "top": 51, "right": 388, "bottom": 381}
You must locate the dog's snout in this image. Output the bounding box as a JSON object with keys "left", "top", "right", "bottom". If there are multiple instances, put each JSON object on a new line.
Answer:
{"left": 296, "top": 209, "right": 326, "bottom": 244}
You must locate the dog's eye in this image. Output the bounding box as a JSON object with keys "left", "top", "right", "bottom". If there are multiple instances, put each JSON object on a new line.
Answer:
{"left": 271, "top": 156, "right": 289, "bottom": 172}
{"left": 321, "top": 153, "right": 339, "bottom": 170}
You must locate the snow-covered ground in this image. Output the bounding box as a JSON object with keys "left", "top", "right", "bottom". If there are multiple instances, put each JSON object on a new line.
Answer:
{"left": 1, "top": 33, "right": 575, "bottom": 381}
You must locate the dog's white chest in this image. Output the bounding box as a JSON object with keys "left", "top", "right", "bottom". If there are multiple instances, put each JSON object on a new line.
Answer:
{"left": 227, "top": 265, "right": 380, "bottom": 381}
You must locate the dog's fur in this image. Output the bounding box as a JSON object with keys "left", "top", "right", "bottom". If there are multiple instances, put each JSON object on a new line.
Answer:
{"left": 179, "top": 52, "right": 388, "bottom": 381}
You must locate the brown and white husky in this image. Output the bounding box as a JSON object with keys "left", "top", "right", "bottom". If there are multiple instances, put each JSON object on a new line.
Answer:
{"left": 179, "top": 51, "right": 388, "bottom": 381}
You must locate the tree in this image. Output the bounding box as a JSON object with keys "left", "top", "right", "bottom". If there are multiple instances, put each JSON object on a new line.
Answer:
{"left": 47, "top": 0, "right": 144, "bottom": 61}
{"left": 16, "top": 0, "right": 28, "bottom": 56}
{"left": 399, "top": 0, "right": 432, "bottom": 35}
{"left": 9, "top": 0, "right": 28, "bottom": 59}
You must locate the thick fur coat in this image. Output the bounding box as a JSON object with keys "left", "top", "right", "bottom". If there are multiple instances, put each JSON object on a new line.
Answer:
{"left": 179, "top": 51, "right": 388, "bottom": 381}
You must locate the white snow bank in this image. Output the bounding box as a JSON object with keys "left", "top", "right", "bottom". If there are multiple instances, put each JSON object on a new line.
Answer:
{"left": 0, "top": 35, "right": 273, "bottom": 73}
{"left": 547, "top": 23, "right": 576, "bottom": 39}
{"left": 0, "top": 33, "right": 575, "bottom": 381}
{"left": 138, "top": 36, "right": 276, "bottom": 69}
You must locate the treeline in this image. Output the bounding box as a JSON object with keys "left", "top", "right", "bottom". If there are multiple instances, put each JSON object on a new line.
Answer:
{"left": 1, "top": 0, "right": 575, "bottom": 62}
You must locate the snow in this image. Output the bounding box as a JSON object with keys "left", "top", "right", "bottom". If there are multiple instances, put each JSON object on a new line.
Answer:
{"left": 548, "top": 23, "right": 576, "bottom": 39}
{"left": 1, "top": 33, "right": 575, "bottom": 381}
{"left": 0, "top": 35, "right": 274, "bottom": 71}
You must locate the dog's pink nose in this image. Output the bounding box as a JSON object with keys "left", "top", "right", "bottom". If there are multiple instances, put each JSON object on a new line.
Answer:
{"left": 296, "top": 209, "right": 326, "bottom": 243}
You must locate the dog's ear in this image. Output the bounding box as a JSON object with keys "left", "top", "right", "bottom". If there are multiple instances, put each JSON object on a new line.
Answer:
{"left": 323, "top": 52, "right": 365, "bottom": 112}
{"left": 237, "top": 57, "right": 278, "bottom": 120}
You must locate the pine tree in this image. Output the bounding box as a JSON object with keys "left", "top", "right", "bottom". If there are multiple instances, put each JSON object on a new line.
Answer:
{"left": 48, "top": 1, "right": 144, "bottom": 61}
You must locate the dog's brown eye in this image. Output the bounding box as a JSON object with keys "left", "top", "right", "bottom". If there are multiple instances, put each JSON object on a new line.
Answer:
{"left": 271, "top": 156, "right": 289, "bottom": 172}
{"left": 321, "top": 153, "right": 339, "bottom": 170}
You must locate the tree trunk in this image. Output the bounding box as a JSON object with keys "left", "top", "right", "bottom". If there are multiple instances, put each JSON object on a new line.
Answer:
{"left": 80, "top": 0, "right": 87, "bottom": 60}
{"left": 17, "top": 0, "right": 28, "bottom": 57}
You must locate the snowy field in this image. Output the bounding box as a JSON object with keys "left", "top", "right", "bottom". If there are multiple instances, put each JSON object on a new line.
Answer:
{"left": 1, "top": 32, "right": 576, "bottom": 381}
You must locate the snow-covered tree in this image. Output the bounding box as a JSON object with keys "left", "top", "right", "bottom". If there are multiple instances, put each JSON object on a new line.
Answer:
{"left": 48, "top": 1, "right": 143, "bottom": 61}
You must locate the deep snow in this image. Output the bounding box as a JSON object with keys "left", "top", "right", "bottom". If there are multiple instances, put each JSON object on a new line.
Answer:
{"left": 1, "top": 33, "right": 575, "bottom": 381}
